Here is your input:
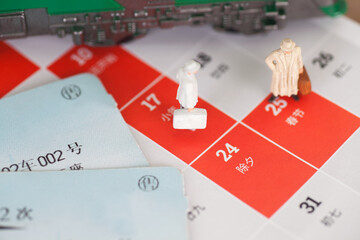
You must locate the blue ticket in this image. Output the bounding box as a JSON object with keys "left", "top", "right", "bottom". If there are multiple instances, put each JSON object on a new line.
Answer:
{"left": 0, "top": 167, "right": 188, "bottom": 240}
{"left": 0, "top": 73, "right": 148, "bottom": 171}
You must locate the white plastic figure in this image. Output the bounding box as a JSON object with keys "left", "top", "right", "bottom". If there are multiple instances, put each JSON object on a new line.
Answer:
{"left": 173, "top": 60, "right": 207, "bottom": 129}
{"left": 265, "top": 38, "right": 304, "bottom": 102}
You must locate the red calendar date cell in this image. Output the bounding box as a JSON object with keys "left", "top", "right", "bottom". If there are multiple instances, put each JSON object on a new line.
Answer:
{"left": 121, "top": 77, "right": 236, "bottom": 164}
{"left": 191, "top": 124, "right": 316, "bottom": 218}
{"left": 48, "top": 46, "right": 160, "bottom": 108}
{"left": 243, "top": 93, "right": 360, "bottom": 168}
{"left": 0, "top": 42, "right": 39, "bottom": 98}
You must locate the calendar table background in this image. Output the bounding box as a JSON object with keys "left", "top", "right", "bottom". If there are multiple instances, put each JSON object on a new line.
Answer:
{"left": 1, "top": 16, "right": 360, "bottom": 240}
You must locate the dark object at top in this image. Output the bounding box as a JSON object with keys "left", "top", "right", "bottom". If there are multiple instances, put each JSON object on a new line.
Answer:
{"left": 0, "top": 0, "right": 347, "bottom": 46}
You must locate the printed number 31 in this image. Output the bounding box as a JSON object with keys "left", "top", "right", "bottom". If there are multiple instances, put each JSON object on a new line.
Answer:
{"left": 216, "top": 143, "right": 239, "bottom": 162}
{"left": 265, "top": 99, "right": 287, "bottom": 116}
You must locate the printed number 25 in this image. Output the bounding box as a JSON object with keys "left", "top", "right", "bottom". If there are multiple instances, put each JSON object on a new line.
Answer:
{"left": 265, "top": 99, "right": 287, "bottom": 116}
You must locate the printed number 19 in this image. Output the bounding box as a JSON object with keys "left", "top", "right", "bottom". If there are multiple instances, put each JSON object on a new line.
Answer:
{"left": 265, "top": 99, "right": 287, "bottom": 116}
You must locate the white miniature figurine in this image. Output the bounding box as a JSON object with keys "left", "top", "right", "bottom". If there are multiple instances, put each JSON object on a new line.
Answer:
{"left": 265, "top": 38, "right": 304, "bottom": 102}
{"left": 173, "top": 60, "right": 207, "bottom": 129}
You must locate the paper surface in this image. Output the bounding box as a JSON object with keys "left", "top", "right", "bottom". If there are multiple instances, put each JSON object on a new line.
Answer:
{"left": 0, "top": 167, "right": 187, "bottom": 240}
{"left": 0, "top": 74, "right": 148, "bottom": 171}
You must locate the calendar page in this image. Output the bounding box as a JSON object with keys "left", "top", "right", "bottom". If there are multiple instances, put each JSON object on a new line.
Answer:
{"left": 1, "top": 16, "right": 360, "bottom": 240}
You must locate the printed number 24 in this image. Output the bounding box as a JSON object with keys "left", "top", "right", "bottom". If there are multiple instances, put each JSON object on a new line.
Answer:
{"left": 216, "top": 143, "right": 239, "bottom": 162}
{"left": 265, "top": 99, "right": 287, "bottom": 116}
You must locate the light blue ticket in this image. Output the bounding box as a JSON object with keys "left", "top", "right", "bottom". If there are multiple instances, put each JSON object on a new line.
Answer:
{"left": 0, "top": 74, "right": 148, "bottom": 171}
{"left": 0, "top": 167, "right": 188, "bottom": 240}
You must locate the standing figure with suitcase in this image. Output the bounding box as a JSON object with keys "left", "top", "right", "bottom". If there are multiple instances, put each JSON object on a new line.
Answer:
{"left": 265, "top": 38, "right": 311, "bottom": 103}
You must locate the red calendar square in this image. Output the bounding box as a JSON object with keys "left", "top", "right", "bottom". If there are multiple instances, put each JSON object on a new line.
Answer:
{"left": 191, "top": 123, "right": 316, "bottom": 218}
{"left": 48, "top": 45, "right": 160, "bottom": 108}
{"left": 243, "top": 93, "right": 360, "bottom": 168}
{"left": 121, "top": 77, "right": 236, "bottom": 164}
{"left": 0, "top": 41, "right": 39, "bottom": 98}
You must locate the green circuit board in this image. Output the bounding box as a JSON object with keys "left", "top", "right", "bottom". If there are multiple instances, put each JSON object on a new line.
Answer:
{"left": 0, "top": 0, "right": 347, "bottom": 45}
{"left": 0, "top": 0, "right": 124, "bottom": 15}
{"left": 0, "top": 0, "right": 346, "bottom": 17}
{"left": 320, "top": 0, "right": 347, "bottom": 17}
{"left": 175, "top": 0, "right": 287, "bottom": 6}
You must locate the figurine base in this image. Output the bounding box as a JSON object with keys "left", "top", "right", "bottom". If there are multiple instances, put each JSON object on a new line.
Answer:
{"left": 173, "top": 108, "right": 207, "bottom": 129}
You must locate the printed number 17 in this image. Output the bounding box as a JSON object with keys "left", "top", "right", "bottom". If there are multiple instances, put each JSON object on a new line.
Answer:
{"left": 141, "top": 93, "right": 161, "bottom": 111}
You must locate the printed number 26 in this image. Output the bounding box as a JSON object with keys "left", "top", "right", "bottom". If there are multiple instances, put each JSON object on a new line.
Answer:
{"left": 265, "top": 99, "right": 287, "bottom": 116}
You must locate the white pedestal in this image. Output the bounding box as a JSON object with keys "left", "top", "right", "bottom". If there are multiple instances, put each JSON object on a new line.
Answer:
{"left": 173, "top": 108, "right": 207, "bottom": 129}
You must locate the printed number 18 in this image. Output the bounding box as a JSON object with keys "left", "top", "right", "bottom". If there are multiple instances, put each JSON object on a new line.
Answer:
{"left": 70, "top": 47, "right": 93, "bottom": 66}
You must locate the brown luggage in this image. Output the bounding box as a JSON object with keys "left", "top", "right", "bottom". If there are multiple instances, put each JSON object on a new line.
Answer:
{"left": 298, "top": 67, "right": 312, "bottom": 95}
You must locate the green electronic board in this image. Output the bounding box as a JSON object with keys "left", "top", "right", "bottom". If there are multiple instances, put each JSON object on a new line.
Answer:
{"left": 0, "top": 0, "right": 347, "bottom": 46}
{"left": 0, "top": 0, "right": 124, "bottom": 15}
